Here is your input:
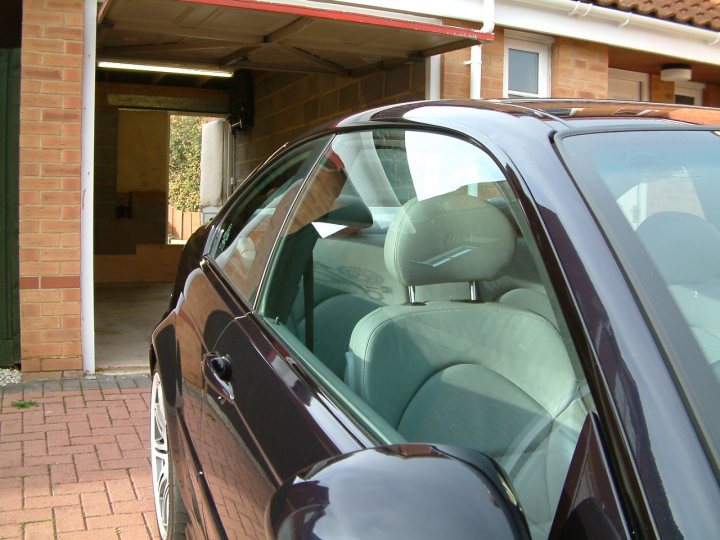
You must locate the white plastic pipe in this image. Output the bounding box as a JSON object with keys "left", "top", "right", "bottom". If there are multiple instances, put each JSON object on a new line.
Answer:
{"left": 81, "top": 0, "right": 96, "bottom": 374}
{"left": 480, "top": 0, "right": 495, "bottom": 34}
{"left": 425, "top": 55, "right": 441, "bottom": 99}
{"left": 514, "top": 0, "right": 720, "bottom": 45}
{"left": 469, "top": 45, "right": 482, "bottom": 99}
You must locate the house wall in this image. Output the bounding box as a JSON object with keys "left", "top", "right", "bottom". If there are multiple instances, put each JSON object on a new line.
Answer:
{"left": 18, "top": 0, "right": 84, "bottom": 375}
{"left": 235, "top": 63, "right": 425, "bottom": 180}
{"left": 551, "top": 37, "right": 608, "bottom": 98}
{"left": 440, "top": 29, "right": 610, "bottom": 100}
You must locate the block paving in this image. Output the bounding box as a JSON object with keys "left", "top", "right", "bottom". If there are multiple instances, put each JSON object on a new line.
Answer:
{"left": 0, "top": 374, "right": 160, "bottom": 539}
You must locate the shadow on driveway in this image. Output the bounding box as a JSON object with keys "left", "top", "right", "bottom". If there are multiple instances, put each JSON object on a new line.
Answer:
{"left": 0, "top": 374, "right": 159, "bottom": 539}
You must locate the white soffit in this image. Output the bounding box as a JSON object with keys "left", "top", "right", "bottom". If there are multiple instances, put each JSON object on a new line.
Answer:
{"left": 97, "top": 0, "right": 493, "bottom": 76}
{"left": 496, "top": 0, "right": 720, "bottom": 67}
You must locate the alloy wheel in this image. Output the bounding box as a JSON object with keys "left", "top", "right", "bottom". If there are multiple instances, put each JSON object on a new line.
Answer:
{"left": 151, "top": 371, "right": 170, "bottom": 539}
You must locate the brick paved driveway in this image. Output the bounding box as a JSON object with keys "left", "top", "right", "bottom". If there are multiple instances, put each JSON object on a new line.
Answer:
{"left": 0, "top": 374, "right": 160, "bottom": 539}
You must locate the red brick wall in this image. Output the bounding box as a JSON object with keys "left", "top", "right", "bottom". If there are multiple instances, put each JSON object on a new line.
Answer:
{"left": 650, "top": 74, "right": 675, "bottom": 103}
{"left": 441, "top": 49, "right": 470, "bottom": 99}
{"left": 18, "top": 0, "right": 84, "bottom": 374}
{"left": 442, "top": 30, "right": 609, "bottom": 100}
{"left": 480, "top": 28, "right": 505, "bottom": 99}
{"left": 235, "top": 63, "right": 425, "bottom": 179}
{"left": 439, "top": 29, "right": 504, "bottom": 100}
{"left": 551, "top": 37, "right": 608, "bottom": 98}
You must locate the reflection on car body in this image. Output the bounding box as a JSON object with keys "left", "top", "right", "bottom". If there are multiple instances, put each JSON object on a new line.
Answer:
{"left": 150, "top": 99, "right": 720, "bottom": 540}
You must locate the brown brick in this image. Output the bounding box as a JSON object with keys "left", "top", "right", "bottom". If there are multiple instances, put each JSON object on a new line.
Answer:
{"left": 41, "top": 276, "right": 80, "bottom": 288}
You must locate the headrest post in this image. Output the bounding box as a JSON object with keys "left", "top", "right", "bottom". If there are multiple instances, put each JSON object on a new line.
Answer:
{"left": 407, "top": 285, "right": 417, "bottom": 305}
{"left": 469, "top": 281, "right": 479, "bottom": 302}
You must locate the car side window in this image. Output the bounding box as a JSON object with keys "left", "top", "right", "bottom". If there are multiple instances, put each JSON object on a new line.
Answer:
{"left": 258, "top": 128, "right": 595, "bottom": 540}
{"left": 208, "top": 136, "right": 330, "bottom": 303}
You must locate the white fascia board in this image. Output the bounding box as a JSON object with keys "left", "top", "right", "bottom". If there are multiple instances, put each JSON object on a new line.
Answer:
{"left": 272, "top": 0, "right": 487, "bottom": 24}
{"left": 496, "top": 0, "right": 720, "bottom": 67}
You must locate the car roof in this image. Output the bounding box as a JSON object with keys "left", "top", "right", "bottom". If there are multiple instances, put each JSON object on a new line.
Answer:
{"left": 331, "top": 99, "right": 720, "bottom": 131}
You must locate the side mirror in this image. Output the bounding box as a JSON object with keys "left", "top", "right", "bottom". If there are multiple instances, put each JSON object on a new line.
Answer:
{"left": 266, "top": 443, "right": 530, "bottom": 540}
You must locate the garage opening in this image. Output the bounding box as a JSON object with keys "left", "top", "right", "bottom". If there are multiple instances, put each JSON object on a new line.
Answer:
{"left": 91, "top": 0, "right": 491, "bottom": 372}
{"left": 94, "top": 109, "right": 227, "bottom": 371}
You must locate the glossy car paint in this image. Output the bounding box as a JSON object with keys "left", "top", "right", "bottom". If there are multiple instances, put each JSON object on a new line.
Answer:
{"left": 151, "top": 100, "right": 720, "bottom": 540}
{"left": 267, "top": 444, "right": 530, "bottom": 540}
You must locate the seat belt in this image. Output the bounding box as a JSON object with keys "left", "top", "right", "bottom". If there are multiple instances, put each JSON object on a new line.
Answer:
{"left": 303, "top": 255, "right": 314, "bottom": 351}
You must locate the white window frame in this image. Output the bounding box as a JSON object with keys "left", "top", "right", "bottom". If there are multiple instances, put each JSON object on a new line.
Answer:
{"left": 608, "top": 68, "right": 649, "bottom": 101}
{"left": 503, "top": 30, "right": 553, "bottom": 98}
{"left": 675, "top": 81, "right": 705, "bottom": 106}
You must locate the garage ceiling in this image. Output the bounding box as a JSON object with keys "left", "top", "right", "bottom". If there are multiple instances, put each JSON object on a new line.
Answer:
{"left": 97, "top": 0, "right": 492, "bottom": 79}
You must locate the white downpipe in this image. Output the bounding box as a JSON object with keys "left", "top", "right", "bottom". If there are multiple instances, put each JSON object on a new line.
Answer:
{"left": 425, "top": 55, "right": 441, "bottom": 99}
{"left": 513, "top": 0, "right": 720, "bottom": 45}
{"left": 469, "top": 0, "right": 493, "bottom": 99}
{"left": 469, "top": 45, "right": 482, "bottom": 99}
{"left": 81, "top": 0, "right": 96, "bottom": 374}
{"left": 480, "top": 0, "right": 495, "bottom": 34}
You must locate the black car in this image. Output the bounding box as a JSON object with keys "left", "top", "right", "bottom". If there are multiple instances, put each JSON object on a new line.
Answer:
{"left": 150, "top": 100, "right": 720, "bottom": 540}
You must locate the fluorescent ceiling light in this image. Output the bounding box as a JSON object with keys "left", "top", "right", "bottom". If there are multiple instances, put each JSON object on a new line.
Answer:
{"left": 97, "top": 61, "right": 233, "bottom": 78}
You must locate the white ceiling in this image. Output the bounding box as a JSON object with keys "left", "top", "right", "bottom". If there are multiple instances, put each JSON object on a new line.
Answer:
{"left": 97, "top": 0, "right": 492, "bottom": 76}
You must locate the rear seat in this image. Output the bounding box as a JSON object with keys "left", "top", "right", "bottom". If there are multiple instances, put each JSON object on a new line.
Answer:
{"left": 637, "top": 211, "right": 720, "bottom": 379}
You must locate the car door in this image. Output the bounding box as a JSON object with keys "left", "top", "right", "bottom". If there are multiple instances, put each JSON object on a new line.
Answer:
{"left": 193, "top": 135, "right": 371, "bottom": 538}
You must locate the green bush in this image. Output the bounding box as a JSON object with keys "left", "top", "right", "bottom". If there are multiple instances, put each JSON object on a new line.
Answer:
{"left": 168, "top": 115, "right": 205, "bottom": 212}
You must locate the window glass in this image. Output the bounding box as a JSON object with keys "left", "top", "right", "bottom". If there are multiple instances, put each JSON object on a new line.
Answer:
{"left": 508, "top": 48, "right": 539, "bottom": 95}
{"left": 560, "top": 130, "right": 720, "bottom": 459}
{"left": 258, "top": 128, "right": 595, "bottom": 540}
{"left": 504, "top": 34, "right": 551, "bottom": 98}
{"left": 675, "top": 94, "right": 695, "bottom": 106}
{"left": 208, "top": 136, "right": 329, "bottom": 302}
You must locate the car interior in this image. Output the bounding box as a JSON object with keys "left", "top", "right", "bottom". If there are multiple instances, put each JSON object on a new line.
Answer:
{"left": 574, "top": 132, "right": 720, "bottom": 385}
{"left": 215, "top": 128, "right": 595, "bottom": 539}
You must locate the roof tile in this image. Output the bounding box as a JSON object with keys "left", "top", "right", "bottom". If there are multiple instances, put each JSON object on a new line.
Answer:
{"left": 586, "top": 0, "right": 720, "bottom": 31}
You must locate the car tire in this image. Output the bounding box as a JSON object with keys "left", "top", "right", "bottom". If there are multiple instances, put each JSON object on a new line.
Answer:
{"left": 151, "top": 368, "right": 189, "bottom": 539}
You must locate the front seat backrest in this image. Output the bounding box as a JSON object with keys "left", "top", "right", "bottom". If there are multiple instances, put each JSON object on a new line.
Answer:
{"left": 346, "top": 191, "right": 581, "bottom": 539}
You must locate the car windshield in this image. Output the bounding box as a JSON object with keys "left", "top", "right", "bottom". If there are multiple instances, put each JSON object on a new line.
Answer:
{"left": 560, "top": 128, "right": 720, "bottom": 452}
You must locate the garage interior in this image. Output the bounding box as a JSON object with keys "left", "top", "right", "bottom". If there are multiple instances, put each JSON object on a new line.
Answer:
{"left": 91, "top": 0, "right": 489, "bottom": 370}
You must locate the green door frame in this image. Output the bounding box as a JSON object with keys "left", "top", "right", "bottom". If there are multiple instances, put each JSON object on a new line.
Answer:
{"left": 0, "top": 48, "right": 21, "bottom": 366}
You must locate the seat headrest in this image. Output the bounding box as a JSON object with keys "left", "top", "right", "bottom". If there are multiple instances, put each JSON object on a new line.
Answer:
{"left": 384, "top": 192, "right": 516, "bottom": 287}
{"left": 636, "top": 211, "right": 720, "bottom": 284}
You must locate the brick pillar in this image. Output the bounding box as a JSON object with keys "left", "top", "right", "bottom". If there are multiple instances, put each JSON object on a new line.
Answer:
{"left": 18, "top": 0, "right": 84, "bottom": 374}
{"left": 551, "top": 37, "right": 609, "bottom": 98}
{"left": 440, "top": 49, "right": 471, "bottom": 99}
{"left": 650, "top": 74, "right": 674, "bottom": 103}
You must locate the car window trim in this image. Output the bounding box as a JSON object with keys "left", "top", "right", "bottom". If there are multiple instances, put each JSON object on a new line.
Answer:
{"left": 250, "top": 135, "right": 335, "bottom": 312}
{"left": 202, "top": 135, "right": 334, "bottom": 309}
{"left": 554, "top": 127, "right": 720, "bottom": 482}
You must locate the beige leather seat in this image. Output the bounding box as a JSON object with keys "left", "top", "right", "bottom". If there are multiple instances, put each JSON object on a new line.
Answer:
{"left": 346, "top": 191, "right": 584, "bottom": 538}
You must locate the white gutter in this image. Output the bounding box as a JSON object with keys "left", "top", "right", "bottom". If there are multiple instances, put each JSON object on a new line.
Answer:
{"left": 520, "top": 0, "right": 720, "bottom": 44}
{"left": 497, "top": 0, "right": 720, "bottom": 66}
{"left": 81, "top": 0, "right": 97, "bottom": 374}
